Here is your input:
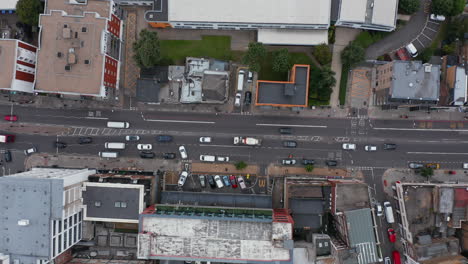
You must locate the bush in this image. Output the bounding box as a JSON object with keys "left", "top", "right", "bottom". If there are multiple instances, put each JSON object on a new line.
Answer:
{"left": 399, "top": 0, "right": 420, "bottom": 14}
{"left": 235, "top": 161, "right": 247, "bottom": 170}
{"left": 420, "top": 167, "right": 434, "bottom": 179}
{"left": 328, "top": 26, "right": 336, "bottom": 44}
{"left": 341, "top": 42, "right": 365, "bottom": 67}
{"left": 316, "top": 67, "right": 336, "bottom": 101}
{"left": 243, "top": 42, "right": 267, "bottom": 72}
{"left": 313, "top": 43, "right": 332, "bottom": 66}
{"left": 133, "top": 30, "right": 161, "bottom": 69}
{"left": 272, "top": 48, "right": 291, "bottom": 73}
{"left": 305, "top": 164, "right": 314, "bottom": 172}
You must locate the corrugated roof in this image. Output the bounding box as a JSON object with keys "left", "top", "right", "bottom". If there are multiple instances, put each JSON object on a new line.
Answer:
{"left": 345, "top": 208, "right": 378, "bottom": 264}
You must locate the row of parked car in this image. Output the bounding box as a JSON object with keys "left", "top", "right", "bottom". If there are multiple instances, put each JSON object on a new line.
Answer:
{"left": 342, "top": 143, "right": 397, "bottom": 151}
{"left": 178, "top": 173, "right": 247, "bottom": 190}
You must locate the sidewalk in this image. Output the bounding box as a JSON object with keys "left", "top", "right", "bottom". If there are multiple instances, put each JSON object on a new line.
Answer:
{"left": 191, "top": 162, "right": 259, "bottom": 175}
{"left": 368, "top": 106, "right": 468, "bottom": 121}
{"left": 0, "top": 123, "right": 68, "bottom": 136}
{"left": 267, "top": 164, "right": 360, "bottom": 178}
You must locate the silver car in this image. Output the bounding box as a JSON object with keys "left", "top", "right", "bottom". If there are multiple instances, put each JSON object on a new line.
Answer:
{"left": 408, "top": 162, "right": 424, "bottom": 169}
{"left": 179, "top": 146, "right": 188, "bottom": 159}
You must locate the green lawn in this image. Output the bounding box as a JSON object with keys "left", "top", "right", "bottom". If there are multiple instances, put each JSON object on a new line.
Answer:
{"left": 339, "top": 65, "right": 349, "bottom": 106}
{"left": 258, "top": 52, "right": 314, "bottom": 81}
{"left": 160, "top": 36, "right": 233, "bottom": 65}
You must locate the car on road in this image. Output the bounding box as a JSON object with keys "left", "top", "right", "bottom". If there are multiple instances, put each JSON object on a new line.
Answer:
{"left": 302, "top": 159, "right": 315, "bottom": 165}
{"left": 55, "top": 141, "right": 67, "bottom": 149}
{"left": 214, "top": 175, "right": 224, "bottom": 188}
{"left": 426, "top": 163, "right": 440, "bottom": 169}
{"left": 408, "top": 162, "right": 424, "bottom": 169}
{"left": 237, "top": 176, "right": 247, "bottom": 189}
{"left": 229, "top": 175, "right": 238, "bottom": 188}
{"left": 163, "top": 152, "right": 176, "bottom": 159}
{"left": 376, "top": 203, "right": 383, "bottom": 216}
{"left": 387, "top": 228, "right": 396, "bottom": 243}
{"left": 244, "top": 91, "right": 252, "bottom": 105}
{"left": 384, "top": 257, "right": 391, "bottom": 264}
{"left": 4, "top": 115, "right": 17, "bottom": 121}
{"left": 179, "top": 146, "right": 188, "bottom": 159}
{"left": 392, "top": 251, "right": 402, "bottom": 264}
{"left": 383, "top": 143, "right": 397, "bottom": 150}
{"left": 279, "top": 127, "right": 292, "bottom": 134}
{"left": 125, "top": 135, "right": 140, "bottom": 141}
{"left": 234, "top": 93, "right": 242, "bottom": 107}
{"left": 24, "top": 147, "right": 37, "bottom": 156}
{"left": 463, "top": 163, "right": 468, "bottom": 169}
{"left": 157, "top": 135, "right": 173, "bottom": 142}
{"left": 222, "top": 175, "right": 231, "bottom": 187}
{"left": 217, "top": 156, "right": 229, "bottom": 162}
{"left": 137, "top": 144, "right": 152, "bottom": 150}
{"left": 4, "top": 150, "right": 12, "bottom": 162}
{"left": 200, "top": 155, "right": 215, "bottom": 162}
{"left": 78, "top": 137, "right": 93, "bottom": 144}
{"left": 430, "top": 14, "right": 445, "bottom": 21}
{"left": 283, "top": 140, "right": 297, "bottom": 148}
{"left": 199, "top": 136, "right": 212, "bottom": 143}
{"left": 282, "top": 159, "right": 296, "bottom": 165}
{"left": 326, "top": 160, "right": 338, "bottom": 167}
{"left": 342, "top": 143, "right": 356, "bottom": 150}
{"left": 364, "top": 145, "right": 377, "bottom": 152}
{"left": 178, "top": 171, "right": 188, "bottom": 187}
{"left": 139, "top": 151, "right": 155, "bottom": 159}
{"left": 208, "top": 175, "right": 216, "bottom": 188}
{"left": 199, "top": 175, "right": 206, "bottom": 188}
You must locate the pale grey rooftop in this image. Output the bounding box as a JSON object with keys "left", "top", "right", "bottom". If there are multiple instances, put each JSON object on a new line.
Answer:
{"left": 391, "top": 61, "right": 440, "bottom": 101}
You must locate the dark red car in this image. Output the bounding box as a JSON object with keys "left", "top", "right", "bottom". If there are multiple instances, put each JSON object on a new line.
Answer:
{"left": 4, "top": 115, "right": 17, "bottom": 121}
{"left": 229, "top": 175, "right": 238, "bottom": 188}
{"left": 396, "top": 48, "right": 410, "bottom": 61}
{"left": 387, "top": 228, "right": 396, "bottom": 243}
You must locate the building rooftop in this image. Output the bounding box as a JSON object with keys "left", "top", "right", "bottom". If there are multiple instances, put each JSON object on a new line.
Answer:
{"left": 136, "top": 78, "right": 160, "bottom": 102}
{"left": 256, "top": 64, "right": 310, "bottom": 107}
{"left": 46, "top": 0, "right": 112, "bottom": 18}
{"left": 339, "top": 0, "right": 367, "bottom": 23}
{"left": 0, "top": 40, "right": 16, "bottom": 89}
{"left": 336, "top": 0, "right": 397, "bottom": 30}
{"left": 391, "top": 61, "right": 440, "bottom": 102}
{"left": 453, "top": 67, "right": 467, "bottom": 106}
{"left": 0, "top": 0, "right": 18, "bottom": 10}
{"left": 334, "top": 182, "right": 370, "bottom": 212}
{"left": 257, "top": 29, "right": 329, "bottom": 46}
{"left": 35, "top": 10, "right": 107, "bottom": 96}
{"left": 161, "top": 191, "right": 272, "bottom": 209}
{"left": 345, "top": 208, "right": 377, "bottom": 247}
{"left": 372, "top": 0, "right": 398, "bottom": 27}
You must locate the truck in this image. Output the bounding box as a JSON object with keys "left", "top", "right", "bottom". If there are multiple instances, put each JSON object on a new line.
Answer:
{"left": 0, "top": 134, "right": 15, "bottom": 143}
{"left": 233, "top": 136, "right": 261, "bottom": 146}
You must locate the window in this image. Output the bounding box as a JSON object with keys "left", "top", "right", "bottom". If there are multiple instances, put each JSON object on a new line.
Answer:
{"left": 121, "top": 202, "right": 127, "bottom": 208}
{"left": 63, "top": 232, "right": 67, "bottom": 249}
{"left": 82, "top": 27, "right": 87, "bottom": 32}
{"left": 114, "top": 201, "right": 121, "bottom": 208}
{"left": 79, "top": 211, "right": 82, "bottom": 221}
{"left": 74, "top": 226, "right": 77, "bottom": 242}
{"left": 58, "top": 235, "right": 62, "bottom": 252}
{"left": 53, "top": 221, "right": 56, "bottom": 236}
{"left": 75, "top": 32, "right": 78, "bottom": 38}
{"left": 95, "top": 201, "right": 101, "bottom": 207}
{"left": 74, "top": 214, "right": 77, "bottom": 224}
{"left": 58, "top": 220, "right": 62, "bottom": 233}
{"left": 69, "top": 216, "right": 72, "bottom": 226}
{"left": 52, "top": 238, "right": 56, "bottom": 256}
{"left": 69, "top": 230, "right": 72, "bottom": 245}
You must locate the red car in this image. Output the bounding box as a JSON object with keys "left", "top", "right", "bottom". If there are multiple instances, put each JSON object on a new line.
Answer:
{"left": 396, "top": 48, "right": 410, "bottom": 61}
{"left": 229, "top": 175, "right": 238, "bottom": 188}
{"left": 4, "top": 115, "right": 17, "bottom": 121}
{"left": 387, "top": 228, "right": 396, "bottom": 243}
{"left": 392, "top": 251, "right": 401, "bottom": 264}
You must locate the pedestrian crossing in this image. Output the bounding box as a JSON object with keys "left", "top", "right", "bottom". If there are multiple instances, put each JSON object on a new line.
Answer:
{"left": 62, "top": 127, "right": 167, "bottom": 137}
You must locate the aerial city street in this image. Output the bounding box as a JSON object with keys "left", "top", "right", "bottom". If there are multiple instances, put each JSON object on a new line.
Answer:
{"left": 0, "top": 0, "right": 467, "bottom": 264}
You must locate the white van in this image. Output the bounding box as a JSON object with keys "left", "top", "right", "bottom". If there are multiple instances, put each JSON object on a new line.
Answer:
{"left": 105, "top": 142, "right": 126, "bottom": 150}
{"left": 99, "top": 151, "right": 119, "bottom": 158}
{"left": 237, "top": 70, "right": 245, "bottom": 92}
{"left": 200, "top": 155, "right": 216, "bottom": 162}
{"left": 405, "top": 43, "right": 418, "bottom": 57}
{"left": 383, "top": 201, "right": 395, "bottom": 223}
{"left": 107, "top": 121, "right": 130, "bottom": 129}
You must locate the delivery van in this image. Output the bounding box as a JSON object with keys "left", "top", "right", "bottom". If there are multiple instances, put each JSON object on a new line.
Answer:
{"left": 107, "top": 121, "right": 130, "bottom": 128}
{"left": 105, "top": 142, "right": 126, "bottom": 150}
{"left": 237, "top": 70, "right": 245, "bottom": 92}
{"left": 200, "top": 155, "right": 216, "bottom": 162}
{"left": 384, "top": 201, "right": 395, "bottom": 223}
{"left": 99, "top": 152, "right": 119, "bottom": 158}
{"left": 405, "top": 43, "right": 418, "bottom": 57}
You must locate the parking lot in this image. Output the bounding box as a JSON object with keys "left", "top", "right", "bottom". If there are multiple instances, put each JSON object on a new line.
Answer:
{"left": 409, "top": 18, "right": 441, "bottom": 52}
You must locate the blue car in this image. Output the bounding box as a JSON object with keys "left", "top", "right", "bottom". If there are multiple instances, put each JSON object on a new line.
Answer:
{"left": 222, "top": 175, "right": 231, "bottom": 187}
{"left": 157, "top": 135, "right": 173, "bottom": 142}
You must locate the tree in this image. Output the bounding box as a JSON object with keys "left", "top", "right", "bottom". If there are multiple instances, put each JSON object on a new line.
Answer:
{"left": 442, "top": 43, "right": 456, "bottom": 55}
{"left": 305, "top": 164, "right": 314, "bottom": 172}
{"left": 235, "top": 161, "right": 247, "bottom": 170}
{"left": 341, "top": 42, "right": 365, "bottom": 68}
{"left": 398, "top": 0, "right": 420, "bottom": 14}
{"left": 451, "top": 0, "right": 465, "bottom": 16}
{"left": 133, "top": 29, "right": 161, "bottom": 69}
{"left": 316, "top": 67, "right": 336, "bottom": 100}
{"left": 420, "top": 167, "right": 434, "bottom": 179}
{"left": 272, "top": 48, "right": 291, "bottom": 73}
{"left": 313, "top": 43, "right": 332, "bottom": 66}
{"left": 242, "top": 42, "right": 267, "bottom": 72}
{"left": 431, "top": 0, "right": 453, "bottom": 16}
{"left": 16, "top": 0, "right": 42, "bottom": 26}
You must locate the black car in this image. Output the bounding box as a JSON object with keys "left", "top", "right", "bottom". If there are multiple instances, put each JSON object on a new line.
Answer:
{"left": 207, "top": 175, "right": 216, "bottom": 188}
{"left": 279, "top": 127, "right": 292, "bottom": 134}
{"left": 302, "top": 159, "right": 315, "bottom": 165}
{"left": 383, "top": 143, "right": 397, "bottom": 150}
{"left": 157, "top": 135, "right": 173, "bottom": 142}
{"left": 55, "top": 142, "right": 67, "bottom": 149}
{"left": 163, "top": 152, "right": 176, "bottom": 159}
{"left": 4, "top": 150, "right": 12, "bottom": 162}
{"left": 140, "top": 151, "right": 155, "bottom": 159}
{"left": 283, "top": 140, "right": 297, "bottom": 148}
{"left": 78, "top": 137, "right": 93, "bottom": 144}
{"left": 244, "top": 91, "right": 252, "bottom": 105}
{"left": 326, "top": 160, "right": 338, "bottom": 167}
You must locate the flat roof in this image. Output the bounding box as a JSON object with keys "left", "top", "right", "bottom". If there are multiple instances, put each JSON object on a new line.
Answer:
{"left": 161, "top": 191, "right": 272, "bottom": 209}
{"left": 46, "top": 0, "right": 111, "bottom": 18}
{"left": 0, "top": 0, "right": 17, "bottom": 10}
{"left": 0, "top": 40, "right": 16, "bottom": 89}
{"left": 453, "top": 67, "right": 467, "bottom": 106}
{"left": 339, "top": 0, "right": 367, "bottom": 23}
{"left": 391, "top": 61, "right": 440, "bottom": 101}
{"left": 35, "top": 11, "right": 107, "bottom": 96}
{"left": 256, "top": 65, "right": 310, "bottom": 107}
{"left": 344, "top": 208, "right": 378, "bottom": 263}
{"left": 168, "top": 0, "right": 331, "bottom": 25}
{"left": 372, "top": 0, "right": 398, "bottom": 27}
{"left": 257, "top": 29, "right": 329, "bottom": 46}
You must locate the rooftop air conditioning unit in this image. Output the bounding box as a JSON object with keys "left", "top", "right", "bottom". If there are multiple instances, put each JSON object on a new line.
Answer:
{"left": 17, "top": 219, "right": 29, "bottom": 226}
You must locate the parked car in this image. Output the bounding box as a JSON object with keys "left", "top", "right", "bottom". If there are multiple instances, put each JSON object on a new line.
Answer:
{"left": 244, "top": 91, "right": 252, "bottom": 105}
{"left": 217, "top": 156, "right": 229, "bottom": 162}
{"left": 199, "top": 137, "right": 212, "bottom": 143}
{"left": 163, "top": 152, "right": 176, "bottom": 159}
{"left": 199, "top": 175, "right": 206, "bottom": 188}
{"left": 234, "top": 93, "right": 242, "bottom": 107}
{"left": 178, "top": 171, "right": 188, "bottom": 187}
{"left": 139, "top": 151, "right": 155, "bottom": 159}
{"left": 208, "top": 175, "right": 216, "bottom": 188}
{"left": 237, "top": 176, "right": 247, "bottom": 189}
{"left": 78, "top": 137, "right": 93, "bottom": 144}
{"left": 302, "top": 159, "right": 315, "bottom": 165}
{"left": 200, "top": 155, "right": 215, "bottom": 162}
{"left": 222, "top": 175, "right": 231, "bottom": 187}
{"left": 282, "top": 159, "right": 296, "bottom": 165}
{"left": 426, "top": 163, "right": 440, "bottom": 169}
{"left": 283, "top": 140, "right": 297, "bottom": 148}
{"left": 4, "top": 150, "right": 12, "bottom": 162}
{"left": 247, "top": 71, "right": 253, "bottom": 83}
{"left": 408, "top": 162, "right": 424, "bottom": 169}
{"left": 279, "top": 127, "right": 292, "bottom": 134}
{"left": 229, "top": 175, "right": 238, "bottom": 188}
{"left": 395, "top": 48, "right": 410, "bottom": 61}
{"left": 387, "top": 228, "right": 396, "bottom": 243}
{"left": 463, "top": 163, "right": 468, "bottom": 169}
{"left": 214, "top": 175, "right": 224, "bottom": 188}
{"left": 179, "top": 146, "right": 188, "bottom": 159}
{"left": 55, "top": 141, "right": 67, "bottom": 149}
{"left": 137, "top": 144, "right": 152, "bottom": 150}
{"left": 376, "top": 203, "right": 383, "bottom": 216}
{"left": 364, "top": 145, "right": 377, "bottom": 152}
{"left": 342, "top": 143, "right": 356, "bottom": 150}
{"left": 125, "top": 135, "right": 140, "bottom": 141}
{"left": 157, "top": 135, "right": 173, "bottom": 142}
{"left": 326, "top": 160, "right": 338, "bottom": 167}
{"left": 4, "top": 115, "right": 17, "bottom": 121}
{"left": 392, "top": 251, "right": 402, "bottom": 264}
{"left": 383, "top": 143, "right": 397, "bottom": 150}
{"left": 24, "top": 147, "right": 37, "bottom": 156}
{"left": 384, "top": 257, "right": 391, "bottom": 264}
{"left": 430, "top": 14, "right": 445, "bottom": 21}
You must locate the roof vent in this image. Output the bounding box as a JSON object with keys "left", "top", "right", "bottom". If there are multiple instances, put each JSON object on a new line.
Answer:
{"left": 84, "top": 59, "right": 90, "bottom": 65}
{"left": 17, "top": 219, "right": 29, "bottom": 226}
{"left": 65, "top": 65, "right": 71, "bottom": 71}
{"left": 57, "top": 52, "right": 62, "bottom": 58}
{"left": 409, "top": 83, "right": 414, "bottom": 87}
{"left": 425, "top": 65, "right": 432, "bottom": 73}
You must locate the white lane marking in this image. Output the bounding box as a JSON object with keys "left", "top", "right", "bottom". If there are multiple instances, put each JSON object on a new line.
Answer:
{"left": 256, "top": 123, "right": 327, "bottom": 128}
{"left": 199, "top": 144, "right": 238, "bottom": 148}
{"left": 374, "top": 127, "right": 468, "bottom": 132}
{"left": 145, "top": 119, "right": 215, "bottom": 124}
{"left": 84, "top": 117, "right": 109, "bottom": 120}
{"left": 407, "top": 152, "right": 468, "bottom": 155}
